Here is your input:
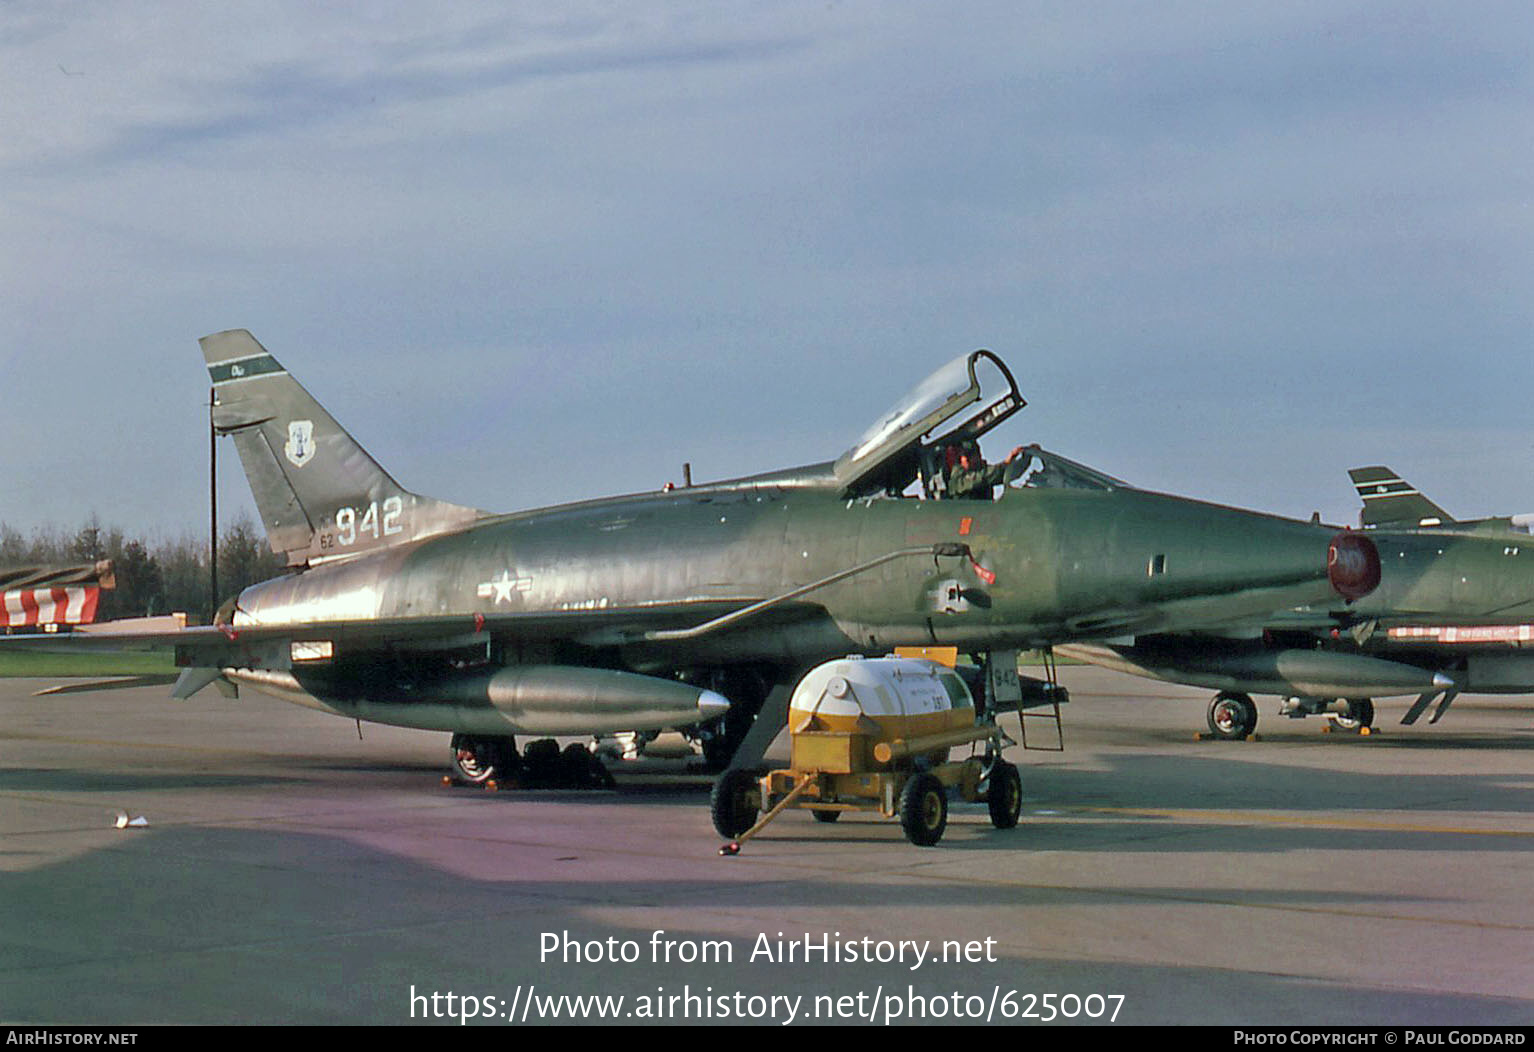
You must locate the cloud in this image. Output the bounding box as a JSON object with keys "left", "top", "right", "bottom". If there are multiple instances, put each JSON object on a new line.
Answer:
{"left": 4, "top": 5, "right": 810, "bottom": 173}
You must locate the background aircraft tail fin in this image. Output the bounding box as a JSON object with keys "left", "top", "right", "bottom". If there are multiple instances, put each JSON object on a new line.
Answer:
{"left": 1348, "top": 465, "right": 1455, "bottom": 528}
{"left": 202, "top": 329, "right": 483, "bottom": 567}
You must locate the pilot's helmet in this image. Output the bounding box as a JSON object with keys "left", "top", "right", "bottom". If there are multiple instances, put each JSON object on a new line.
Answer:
{"left": 943, "top": 440, "right": 980, "bottom": 470}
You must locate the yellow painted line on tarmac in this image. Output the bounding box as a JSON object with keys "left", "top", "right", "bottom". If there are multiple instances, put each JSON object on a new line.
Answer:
{"left": 0, "top": 731, "right": 231, "bottom": 753}
{"left": 1080, "top": 806, "right": 1534, "bottom": 837}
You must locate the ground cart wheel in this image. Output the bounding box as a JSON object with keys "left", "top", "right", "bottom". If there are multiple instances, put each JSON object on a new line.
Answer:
{"left": 710, "top": 768, "right": 761, "bottom": 838}
{"left": 899, "top": 772, "right": 948, "bottom": 846}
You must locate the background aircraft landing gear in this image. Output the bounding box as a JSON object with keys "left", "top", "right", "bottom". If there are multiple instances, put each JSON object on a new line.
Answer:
{"left": 559, "top": 742, "right": 616, "bottom": 788}
{"left": 1331, "top": 697, "right": 1375, "bottom": 732}
{"left": 1206, "top": 691, "right": 1257, "bottom": 740}
{"left": 517, "top": 739, "right": 614, "bottom": 788}
{"left": 450, "top": 733, "right": 519, "bottom": 785}
{"left": 449, "top": 735, "right": 613, "bottom": 788}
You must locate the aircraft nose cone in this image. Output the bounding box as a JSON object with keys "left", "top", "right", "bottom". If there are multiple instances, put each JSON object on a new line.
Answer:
{"left": 697, "top": 689, "right": 731, "bottom": 721}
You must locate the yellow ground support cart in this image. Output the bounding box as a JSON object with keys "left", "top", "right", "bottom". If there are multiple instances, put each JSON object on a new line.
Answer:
{"left": 712, "top": 654, "right": 1021, "bottom": 852}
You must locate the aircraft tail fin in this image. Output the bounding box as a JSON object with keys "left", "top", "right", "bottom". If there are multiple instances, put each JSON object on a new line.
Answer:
{"left": 202, "top": 329, "right": 483, "bottom": 567}
{"left": 1348, "top": 466, "right": 1455, "bottom": 529}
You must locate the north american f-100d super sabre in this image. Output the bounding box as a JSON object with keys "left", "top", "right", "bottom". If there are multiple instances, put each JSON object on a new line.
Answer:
{"left": 1061, "top": 466, "right": 1534, "bottom": 736}
{"left": 24, "top": 333, "right": 1382, "bottom": 782}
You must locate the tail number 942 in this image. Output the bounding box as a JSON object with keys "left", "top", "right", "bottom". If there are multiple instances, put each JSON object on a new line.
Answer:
{"left": 326, "top": 497, "right": 404, "bottom": 548}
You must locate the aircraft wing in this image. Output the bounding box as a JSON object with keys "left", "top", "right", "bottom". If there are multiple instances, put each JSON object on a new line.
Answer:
{"left": 0, "top": 599, "right": 824, "bottom": 664}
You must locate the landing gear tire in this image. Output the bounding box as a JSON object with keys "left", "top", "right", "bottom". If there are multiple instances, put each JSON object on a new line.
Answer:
{"left": 451, "top": 734, "right": 518, "bottom": 784}
{"left": 1334, "top": 697, "right": 1375, "bottom": 731}
{"left": 559, "top": 742, "right": 615, "bottom": 788}
{"left": 521, "top": 738, "right": 560, "bottom": 783}
{"left": 710, "top": 768, "right": 761, "bottom": 838}
{"left": 899, "top": 772, "right": 948, "bottom": 847}
{"left": 812, "top": 809, "right": 841, "bottom": 823}
{"left": 987, "top": 762, "right": 1022, "bottom": 829}
{"left": 1207, "top": 692, "right": 1257, "bottom": 740}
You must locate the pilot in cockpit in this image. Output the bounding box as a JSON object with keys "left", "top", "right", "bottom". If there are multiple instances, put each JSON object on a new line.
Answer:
{"left": 943, "top": 440, "right": 1031, "bottom": 500}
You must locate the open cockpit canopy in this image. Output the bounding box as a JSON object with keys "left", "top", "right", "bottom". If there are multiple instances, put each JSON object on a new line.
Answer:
{"left": 834, "top": 350, "right": 1025, "bottom": 497}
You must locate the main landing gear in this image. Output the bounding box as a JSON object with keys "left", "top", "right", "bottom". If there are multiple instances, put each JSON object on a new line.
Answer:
{"left": 451, "top": 734, "right": 517, "bottom": 784}
{"left": 1330, "top": 698, "right": 1376, "bottom": 732}
{"left": 1278, "top": 695, "right": 1378, "bottom": 733}
{"left": 1205, "top": 691, "right": 1258, "bottom": 740}
{"left": 1201, "top": 694, "right": 1379, "bottom": 740}
{"left": 448, "top": 733, "right": 614, "bottom": 789}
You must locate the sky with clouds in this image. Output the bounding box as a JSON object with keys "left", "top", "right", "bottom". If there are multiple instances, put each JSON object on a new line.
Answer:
{"left": 4, "top": 1, "right": 1532, "bottom": 543}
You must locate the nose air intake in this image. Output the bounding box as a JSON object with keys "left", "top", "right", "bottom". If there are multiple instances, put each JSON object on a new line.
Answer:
{"left": 1327, "top": 531, "right": 1381, "bottom": 601}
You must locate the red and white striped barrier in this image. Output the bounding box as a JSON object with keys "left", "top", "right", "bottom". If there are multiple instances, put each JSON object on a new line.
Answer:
{"left": 1, "top": 585, "right": 101, "bottom": 626}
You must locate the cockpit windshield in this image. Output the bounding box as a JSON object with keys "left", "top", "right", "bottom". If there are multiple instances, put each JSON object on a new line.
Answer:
{"left": 834, "top": 350, "right": 1024, "bottom": 497}
{"left": 1006, "top": 447, "right": 1126, "bottom": 492}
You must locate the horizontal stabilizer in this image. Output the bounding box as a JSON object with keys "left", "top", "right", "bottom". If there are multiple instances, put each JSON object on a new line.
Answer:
{"left": 32, "top": 674, "right": 180, "bottom": 696}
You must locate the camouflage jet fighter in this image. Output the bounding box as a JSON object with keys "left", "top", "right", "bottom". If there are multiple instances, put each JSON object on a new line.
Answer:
{"left": 21, "top": 333, "right": 1381, "bottom": 781}
{"left": 1061, "top": 467, "right": 1534, "bottom": 736}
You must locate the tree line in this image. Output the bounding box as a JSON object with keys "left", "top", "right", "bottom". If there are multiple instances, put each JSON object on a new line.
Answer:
{"left": 0, "top": 515, "right": 288, "bottom": 624}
